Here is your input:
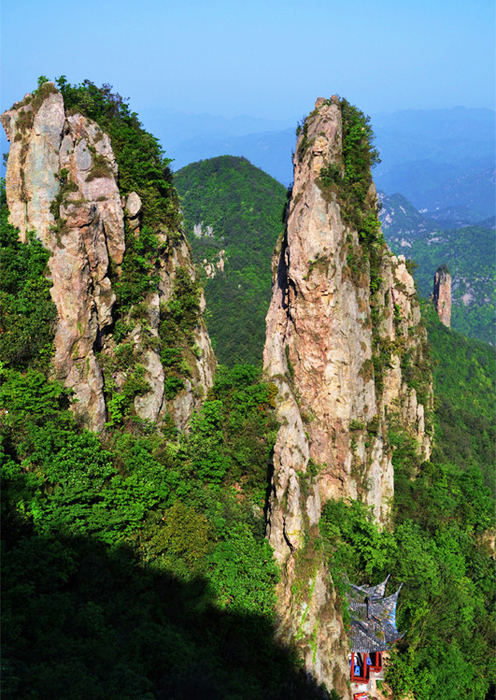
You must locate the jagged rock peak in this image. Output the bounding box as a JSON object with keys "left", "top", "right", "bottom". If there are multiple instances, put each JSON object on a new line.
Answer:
{"left": 2, "top": 82, "right": 216, "bottom": 431}
{"left": 433, "top": 265, "right": 452, "bottom": 327}
{"left": 263, "top": 97, "right": 433, "bottom": 695}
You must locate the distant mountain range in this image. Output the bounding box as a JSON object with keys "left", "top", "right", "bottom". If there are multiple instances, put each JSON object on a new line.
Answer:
{"left": 372, "top": 107, "right": 494, "bottom": 220}
{"left": 138, "top": 109, "right": 295, "bottom": 185}
{"left": 158, "top": 106, "right": 495, "bottom": 222}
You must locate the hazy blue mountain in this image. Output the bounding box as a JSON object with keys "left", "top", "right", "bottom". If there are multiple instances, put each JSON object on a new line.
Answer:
{"left": 140, "top": 109, "right": 296, "bottom": 146}
{"left": 374, "top": 161, "right": 495, "bottom": 220}
{"left": 372, "top": 107, "right": 494, "bottom": 164}
{"left": 138, "top": 109, "right": 296, "bottom": 183}
{"left": 154, "top": 107, "right": 495, "bottom": 218}
{"left": 358, "top": 107, "right": 495, "bottom": 219}
{"left": 169, "top": 128, "right": 296, "bottom": 185}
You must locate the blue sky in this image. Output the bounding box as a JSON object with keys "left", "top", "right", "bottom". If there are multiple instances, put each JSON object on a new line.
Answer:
{"left": 1, "top": 0, "right": 495, "bottom": 126}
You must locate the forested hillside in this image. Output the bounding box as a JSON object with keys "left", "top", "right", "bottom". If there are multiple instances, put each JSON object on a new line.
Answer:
{"left": 175, "top": 150, "right": 495, "bottom": 697}
{"left": 175, "top": 156, "right": 287, "bottom": 366}
{"left": 424, "top": 304, "right": 495, "bottom": 490}
{"left": 1, "top": 85, "right": 494, "bottom": 700}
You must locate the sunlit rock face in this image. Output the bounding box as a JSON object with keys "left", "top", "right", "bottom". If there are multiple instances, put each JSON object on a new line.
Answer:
{"left": 433, "top": 266, "right": 452, "bottom": 328}
{"left": 2, "top": 84, "right": 215, "bottom": 430}
{"left": 263, "top": 97, "right": 432, "bottom": 695}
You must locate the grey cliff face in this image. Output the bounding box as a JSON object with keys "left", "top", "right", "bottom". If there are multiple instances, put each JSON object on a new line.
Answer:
{"left": 263, "top": 98, "right": 433, "bottom": 695}
{"left": 2, "top": 84, "right": 215, "bottom": 430}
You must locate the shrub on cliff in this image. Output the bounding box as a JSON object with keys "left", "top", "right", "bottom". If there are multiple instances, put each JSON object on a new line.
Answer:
{"left": 1, "top": 355, "right": 292, "bottom": 697}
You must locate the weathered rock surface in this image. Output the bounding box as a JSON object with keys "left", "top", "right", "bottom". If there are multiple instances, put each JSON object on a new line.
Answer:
{"left": 125, "top": 191, "right": 142, "bottom": 232}
{"left": 202, "top": 249, "right": 225, "bottom": 279}
{"left": 2, "top": 86, "right": 125, "bottom": 428}
{"left": 433, "top": 265, "right": 452, "bottom": 327}
{"left": 263, "top": 98, "right": 433, "bottom": 695}
{"left": 2, "top": 83, "right": 215, "bottom": 430}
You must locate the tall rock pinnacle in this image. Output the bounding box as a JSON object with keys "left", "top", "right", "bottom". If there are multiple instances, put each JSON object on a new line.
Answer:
{"left": 433, "top": 265, "right": 452, "bottom": 327}
{"left": 2, "top": 83, "right": 216, "bottom": 430}
{"left": 263, "top": 97, "right": 432, "bottom": 695}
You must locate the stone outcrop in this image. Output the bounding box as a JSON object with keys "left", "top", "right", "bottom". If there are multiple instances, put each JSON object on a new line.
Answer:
{"left": 433, "top": 265, "right": 452, "bottom": 327}
{"left": 2, "top": 83, "right": 215, "bottom": 430}
{"left": 202, "top": 249, "right": 225, "bottom": 279}
{"left": 263, "top": 98, "right": 432, "bottom": 695}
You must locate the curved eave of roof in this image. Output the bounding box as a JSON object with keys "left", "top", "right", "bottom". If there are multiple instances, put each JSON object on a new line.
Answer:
{"left": 347, "top": 578, "right": 404, "bottom": 653}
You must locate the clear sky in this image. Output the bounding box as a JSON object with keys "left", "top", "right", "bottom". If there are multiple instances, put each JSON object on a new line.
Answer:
{"left": 1, "top": 0, "right": 495, "bottom": 125}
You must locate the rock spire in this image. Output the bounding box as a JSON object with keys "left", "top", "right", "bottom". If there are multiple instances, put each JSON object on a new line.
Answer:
{"left": 263, "top": 97, "right": 432, "bottom": 695}
{"left": 2, "top": 83, "right": 215, "bottom": 430}
{"left": 433, "top": 265, "right": 452, "bottom": 327}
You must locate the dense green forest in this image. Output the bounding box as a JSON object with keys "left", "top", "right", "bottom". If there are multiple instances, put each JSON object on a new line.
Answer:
{"left": 175, "top": 156, "right": 287, "bottom": 366}
{"left": 424, "top": 304, "right": 496, "bottom": 491}
{"left": 1, "top": 85, "right": 494, "bottom": 700}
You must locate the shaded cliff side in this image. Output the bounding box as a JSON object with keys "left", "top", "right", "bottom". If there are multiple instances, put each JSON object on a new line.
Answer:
{"left": 1, "top": 82, "right": 215, "bottom": 431}
{"left": 263, "top": 97, "right": 433, "bottom": 694}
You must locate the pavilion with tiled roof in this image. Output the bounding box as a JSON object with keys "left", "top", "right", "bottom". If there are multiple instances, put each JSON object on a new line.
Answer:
{"left": 347, "top": 575, "right": 403, "bottom": 653}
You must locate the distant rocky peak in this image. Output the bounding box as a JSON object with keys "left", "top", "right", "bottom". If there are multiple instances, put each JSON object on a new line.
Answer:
{"left": 433, "top": 265, "right": 452, "bottom": 327}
